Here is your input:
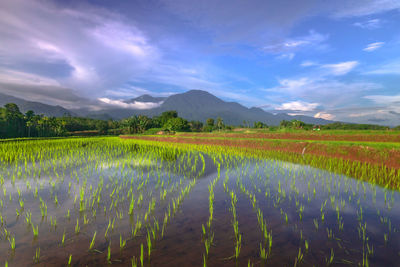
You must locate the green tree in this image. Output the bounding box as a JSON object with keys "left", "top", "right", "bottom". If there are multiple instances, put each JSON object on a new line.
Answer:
{"left": 0, "top": 107, "right": 6, "bottom": 138}
{"left": 25, "top": 110, "right": 35, "bottom": 137}
{"left": 0, "top": 103, "right": 119, "bottom": 139}
{"left": 96, "top": 120, "right": 109, "bottom": 134}
{"left": 137, "top": 115, "right": 151, "bottom": 133}
{"left": 280, "top": 120, "right": 291, "bottom": 128}
{"left": 253, "top": 121, "right": 267, "bottom": 128}
{"left": 189, "top": 120, "right": 203, "bottom": 132}
{"left": 216, "top": 117, "right": 224, "bottom": 131}
{"left": 123, "top": 115, "right": 151, "bottom": 134}
{"left": 4, "top": 103, "right": 24, "bottom": 137}
{"left": 291, "top": 120, "right": 305, "bottom": 128}
{"left": 153, "top": 110, "right": 178, "bottom": 127}
{"left": 164, "top": 117, "right": 190, "bottom": 132}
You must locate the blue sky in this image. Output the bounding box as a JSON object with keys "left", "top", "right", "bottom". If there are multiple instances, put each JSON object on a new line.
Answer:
{"left": 0, "top": 0, "right": 399, "bottom": 125}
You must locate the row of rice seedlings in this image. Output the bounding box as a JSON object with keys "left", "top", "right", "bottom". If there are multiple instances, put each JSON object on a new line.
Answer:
{"left": 236, "top": 176, "right": 273, "bottom": 264}
{"left": 125, "top": 137, "right": 400, "bottom": 190}
{"left": 229, "top": 189, "right": 241, "bottom": 261}
{"left": 0, "top": 138, "right": 206, "bottom": 264}
{"left": 218, "top": 151, "right": 397, "bottom": 266}
{"left": 1, "top": 137, "right": 399, "bottom": 265}
{"left": 202, "top": 162, "right": 221, "bottom": 266}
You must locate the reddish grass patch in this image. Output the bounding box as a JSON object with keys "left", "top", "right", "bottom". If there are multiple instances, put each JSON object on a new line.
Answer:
{"left": 121, "top": 135, "right": 400, "bottom": 169}
{"left": 178, "top": 132, "right": 400, "bottom": 142}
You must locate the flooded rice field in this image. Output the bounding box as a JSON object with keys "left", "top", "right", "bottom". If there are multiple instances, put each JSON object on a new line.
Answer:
{"left": 0, "top": 138, "right": 399, "bottom": 266}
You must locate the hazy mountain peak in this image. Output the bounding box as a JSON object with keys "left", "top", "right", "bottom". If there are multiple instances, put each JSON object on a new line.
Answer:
{"left": 127, "top": 94, "right": 166, "bottom": 103}
{"left": 0, "top": 92, "right": 74, "bottom": 117}
{"left": 1, "top": 90, "right": 334, "bottom": 125}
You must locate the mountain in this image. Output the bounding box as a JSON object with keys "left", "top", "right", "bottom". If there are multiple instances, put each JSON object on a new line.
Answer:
{"left": 86, "top": 90, "right": 333, "bottom": 125}
{"left": 125, "top": 94, "right": 166, "bottom": 103}
{"left": 0, "top": 93, "right": 75, "bottom": 117}
{"left": 0, "top": 90, "right": 333, "bottom": 125}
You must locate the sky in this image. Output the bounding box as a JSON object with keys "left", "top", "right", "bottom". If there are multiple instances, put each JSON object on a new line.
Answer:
{"left": 0, "top": 0, "right": 399, "bottom": 125}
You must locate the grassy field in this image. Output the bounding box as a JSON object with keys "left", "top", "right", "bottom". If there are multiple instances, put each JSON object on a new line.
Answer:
{"left": 0, "top": 135, "right": 399, "bottom": 266}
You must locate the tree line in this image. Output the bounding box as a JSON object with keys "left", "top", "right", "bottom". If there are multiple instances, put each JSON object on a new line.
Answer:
{"left": 0, "top": 103, "right": 226, "bottom": 138}
{"left": 121, "top": 110, "right": 227, "bottom": 134}
{"left": 0, "top": 103, "right": 119, "bottom": 138}
{"left": 0, "top": 102, "right": 393, "bottom": 139}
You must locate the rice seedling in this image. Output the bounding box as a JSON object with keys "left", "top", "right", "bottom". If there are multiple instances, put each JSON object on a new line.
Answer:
{"left": 25, "top": 211, "right": 32, "bottom": 227}
{"left": 75, "top": 219, "right": 80, "bottom": 235}
{"left": 140, "top": 243, "right": 144, "bottom": 267}
{"left": 61, "top": 230, "right": 66, "bottom": 246}
{"left": 260, "top": 243, "right": 268, "bottom": 263}
{"left": 89, "top": 231, "right": 96, "bottom": 251}
{"left": 131, "top": 256, "right": 137, "bottom": 267}
{"left": 32, "top": 224, "right": 39, "bottom": 239}
{"left": 325, "top": 248, "right": 334, "bottom": 266}
{"left": 0, "top": 136, "right": 399, "bottom": 265}
{"left": 33, "top": 247, "right": 40, "bottom": 264}
{"left": 120, "top": 234, "right": 127, "bottom": 251}
{"left": 67, "top": 254, "right": 72, "bottom": 267}
{"left": 8, "top": 236, "right": 15, "bottom": 252}
{"left": 294, "top": 247, "right": 303, "bottom": 267}
{"left": 146, "top": 230, "right": 152, "bottom": 260}
{"left": 107, "top": 241, "right": 111, "bottom": 264}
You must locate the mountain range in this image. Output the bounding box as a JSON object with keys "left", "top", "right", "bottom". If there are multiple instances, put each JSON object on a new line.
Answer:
{"left": 0, "top": 90, "right": 333, "bottom": 125}
{"left": 0, "top": 92, "right": 75, "bottom": 117}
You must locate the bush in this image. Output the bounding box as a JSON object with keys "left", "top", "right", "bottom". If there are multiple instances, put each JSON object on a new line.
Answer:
{"left": 163, "top": 117, "right": 190, "bottom": 132}
{"left": 144, "top": 128, "right": 164, "bottom": 135}
{"left": 202, "top": 125, "right": 214, "bottom": 132}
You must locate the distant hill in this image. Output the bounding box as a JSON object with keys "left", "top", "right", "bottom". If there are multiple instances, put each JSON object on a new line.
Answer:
{"left": 0, "top": 90, "right": 333, "bottom": 125}
{"left": 0, "top": 93, "right": 75, "bottom": 117}
{"left": 125, "top": 94, "right": 166, "bottom": 103}
{"left": 86, "top": 90, "right": 333, "bottom": 125}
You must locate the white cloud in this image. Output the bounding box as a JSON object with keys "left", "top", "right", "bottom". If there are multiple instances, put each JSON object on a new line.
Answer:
{"left": 104, "top": 86, "right": 153, "bottom": 98}
{"left": 353, "top": 19, "right": 382, "bottom": 29}
{"left": 321, "top": 61, "right": 359, "bottom": 75}
{"left": 162, "top": 0, "right": 400, "bottom": 46}
{"left": 348, "top": 111, "right": 381, "bottom": 118}
{"left": 0, "top": 68, "right": 60, "bottom": 86}
{"left": 32, "top": 39, "right": 99, "bottom": 84}
{"left": 90, "top": 22, "right": 158, "bottom": 59}
{"left": 34, "top": 40, "right": 61, "bottom": 53}
{"left": 314, "top": 112, "right": 335, "bottom": 120}
{"left": 363, "top": 42, "right": 384, "bottom": 52}
{"left": 263, "top": 30, "right": 329, "bottom": 54}
{"left": 287, "top": 113, "right": 305, "bottom": 116}
{"left": 0, "top": 0, "right": 160, "bottom": 96}
{"left": 276, "top": 101, "right": 319, "bottom": 112}
{"left": 277, "top": 78, "right": 311, "bottom": 92}
{"left": 300, "top": 61, "right": 318, "bottom": 67}
{"left": 266, "top": 76, "right": 381, "bottom": 109}
{"left": 276, "top": 53, "right": 295, "bottom": 60}
{"left": 336, "top": 99, "right": 400, "bottom": 125}
{"left": 98, "top": 98, "right": 163, "bottom": 109}
{"left": 332, "top": 1, "right": 400, "bottom": 18}
{"left": 364, "top": 60, "right": 400, "bottom": 75}
{"left": 364, "top": 94, "right": 400, "bottom": 105}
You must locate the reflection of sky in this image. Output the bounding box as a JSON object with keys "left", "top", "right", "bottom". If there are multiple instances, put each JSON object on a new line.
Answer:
{"left": 244, "top": 159, "right": 400, "bottom": 225}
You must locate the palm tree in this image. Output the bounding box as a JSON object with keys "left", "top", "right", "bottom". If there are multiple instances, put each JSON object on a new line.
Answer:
{"left": 216, "top": 117, "right": 224, "bottom": 131}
